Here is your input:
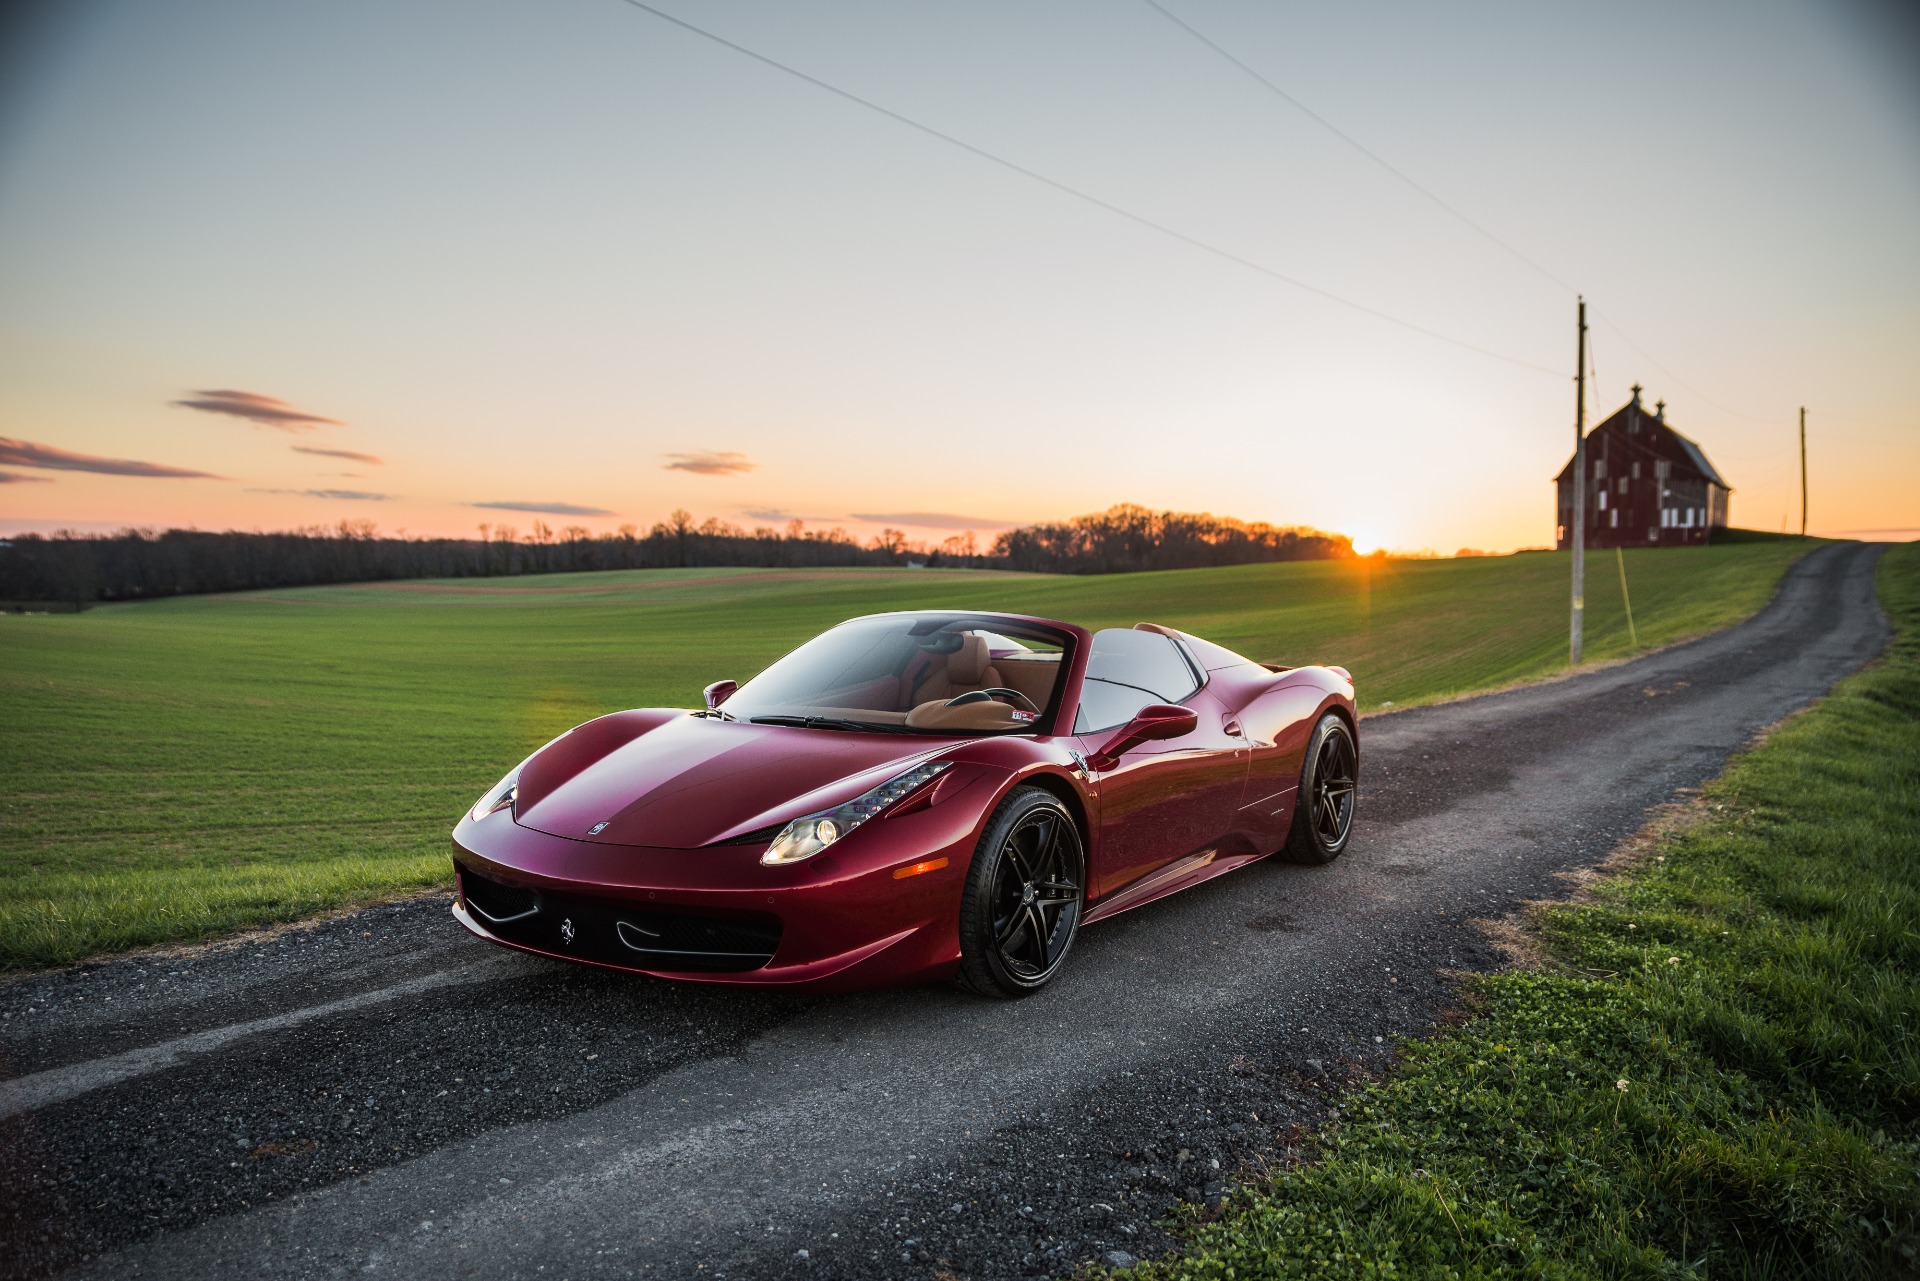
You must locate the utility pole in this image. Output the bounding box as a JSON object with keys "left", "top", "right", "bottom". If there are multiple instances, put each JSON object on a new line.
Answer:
{"left": 1799, "top": 406, "right": 1808, "bottom": 538}
{"left": 1570, "top": 297, "right": 1587, "bottom": 665}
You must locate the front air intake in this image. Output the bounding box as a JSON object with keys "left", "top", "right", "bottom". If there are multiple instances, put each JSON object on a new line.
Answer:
{"left": 459, "top": 866, "right": 780, "bottom": 972}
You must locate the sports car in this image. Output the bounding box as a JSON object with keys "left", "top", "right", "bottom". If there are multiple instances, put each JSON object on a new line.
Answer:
{"left": 451, "top": 611, "right": 1357, "bottom": 996}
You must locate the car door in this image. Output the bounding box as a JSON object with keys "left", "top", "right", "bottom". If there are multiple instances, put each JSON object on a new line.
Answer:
{"left": 1073, "top": 628, "right": 1248, "bottom": 900}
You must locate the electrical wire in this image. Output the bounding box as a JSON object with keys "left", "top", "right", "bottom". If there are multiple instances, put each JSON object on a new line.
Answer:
{"left": 611, "top": 0, "right": 1565, "bottom": 378}
{"left": 1139, "top": 1, "right": 1827, "bottom": 431}
{"left": 1589, "top": 309, "right": 1783, "bottom": 425}
{"left": 1139, "top": 0, "right": 1578, "bottom": 296}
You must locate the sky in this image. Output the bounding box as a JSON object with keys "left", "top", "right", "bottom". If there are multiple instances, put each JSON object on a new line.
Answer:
{"left": 1, "top": 0, "right": 1915, "bottom": 553}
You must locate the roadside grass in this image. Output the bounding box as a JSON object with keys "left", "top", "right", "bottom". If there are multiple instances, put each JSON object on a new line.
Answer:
{"left": 1121, "top": 541, "right": 1920, "bottom": 1279}
{"left": 1, "top": 544, "right": 1808, "bottom": 970}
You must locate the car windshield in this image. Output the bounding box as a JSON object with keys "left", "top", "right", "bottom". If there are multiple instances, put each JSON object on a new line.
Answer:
{"left": 722, "top": 614, "right": 1070, "bottom": 734}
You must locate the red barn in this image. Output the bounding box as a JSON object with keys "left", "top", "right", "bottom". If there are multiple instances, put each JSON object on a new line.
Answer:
{"left": 1555, "top": 386, "right": 1731, "bottom": 548}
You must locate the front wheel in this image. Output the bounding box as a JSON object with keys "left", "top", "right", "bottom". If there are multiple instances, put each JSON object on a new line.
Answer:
{"left": 956, "top": 787, "right": 1085, "bottom": 998}
{"left": 1280, "top": 714, "right": 1357, "bottom": 864}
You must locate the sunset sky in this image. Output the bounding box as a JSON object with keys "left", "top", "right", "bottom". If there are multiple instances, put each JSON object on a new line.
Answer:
{"left": 1, "top": 0, "right": 1915, "bottom": 553}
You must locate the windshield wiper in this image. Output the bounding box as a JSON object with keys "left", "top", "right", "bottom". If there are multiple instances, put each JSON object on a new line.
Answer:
{"left": 748, "top": 715, "right": 912, "bottom": 734}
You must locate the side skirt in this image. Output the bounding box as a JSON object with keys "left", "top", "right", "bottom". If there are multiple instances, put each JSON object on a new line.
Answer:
{"left": 1082, "top": 846, "right": 1268, "bottom": 926}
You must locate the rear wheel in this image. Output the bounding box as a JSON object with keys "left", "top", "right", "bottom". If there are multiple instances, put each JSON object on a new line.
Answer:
{"left": 1280, "top": 714, "right": 1357, "bottom": 864}
{"left": 956, "top": 787, "right": 1085, "bottom": 997}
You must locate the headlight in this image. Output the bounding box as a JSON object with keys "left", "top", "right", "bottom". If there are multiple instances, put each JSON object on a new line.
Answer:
{"left": 468, "top": 770, "right": 519, "bottom": 823}
{"left": 761, "top": 762, "right": 952, "bottom": 865}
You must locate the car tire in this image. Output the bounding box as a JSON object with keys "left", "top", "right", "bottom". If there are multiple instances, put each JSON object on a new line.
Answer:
{"left": 1279, "top": 714, "right": 1358, "bottom": 865}
{"left": 956, "top": 786, "right": 1086, "bottom": 998}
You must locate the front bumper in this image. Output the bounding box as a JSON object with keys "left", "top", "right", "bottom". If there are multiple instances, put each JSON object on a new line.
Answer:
{"left": 448, "top": 776, "right": 992, "bottom": 993}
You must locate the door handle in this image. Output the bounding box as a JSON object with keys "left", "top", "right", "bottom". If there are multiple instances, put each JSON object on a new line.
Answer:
{"left": 1222, "top": 719, "right": 1243, "bottom": 737}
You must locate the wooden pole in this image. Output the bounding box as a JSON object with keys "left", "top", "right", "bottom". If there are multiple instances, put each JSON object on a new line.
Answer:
{"left": 1799, "top": 406, "right": 1808, "bottom": 538}
{"left": 1571, "top": 298, "right": 1587, "bottom": 665}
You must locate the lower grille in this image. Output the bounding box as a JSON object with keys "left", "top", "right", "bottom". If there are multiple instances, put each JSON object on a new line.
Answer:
{"left": 457, "top": 865, "right": 780, "bottom": 972}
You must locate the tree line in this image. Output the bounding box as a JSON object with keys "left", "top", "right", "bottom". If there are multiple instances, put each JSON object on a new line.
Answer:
{"left": 991, "top": 504, "right": 1353, "bottom": 573}
{"left": 0, "top": 505, "right": 1351, "bottom": 606}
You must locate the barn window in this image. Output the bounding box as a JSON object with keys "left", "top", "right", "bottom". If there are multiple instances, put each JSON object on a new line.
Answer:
{"left": 1655, "top": 460, "right": 1671, "bottom": 480}
{"left": 1648, "top": 527, "right": 1659, "bottom": 541}
{"left": 1632, "top": 462, "right": 1642, "bottom": 479}
{"left": 1618, "top": 478, "right": 1628, "bottom": 494}
{"left": 1610, "top": 510, "right": 1619, "bottom": 528}
{"left": 1594, "top": 460, "right": 1607, "bottom": 480}
{"left": 1598, "top": 490, "right": 1608, "bottom": 510}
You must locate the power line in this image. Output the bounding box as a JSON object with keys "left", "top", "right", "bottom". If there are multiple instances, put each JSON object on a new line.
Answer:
{"left": 1589, "top": 309, "right": 1782, "bottom": 425}
{"left": 1140, "top": 0, "right": 1578, "bottom": 296}
{"left": 1141, "top": 1, "right": 1822, "bottom": 432}
{"left": 612, "top": 0, "right": 1565, "bottom": 378}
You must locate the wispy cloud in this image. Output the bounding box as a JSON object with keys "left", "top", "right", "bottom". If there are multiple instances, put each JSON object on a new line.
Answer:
{"left": 173, "top": 389, "right": 341, "bottom": 432}
{"left": 469, "top": 500, "right": 617, "bottom": 517}
{"left": 247, "top": 488, "right": 390, "bottom": 501}
{"left": 292, "top": 445, "right": 383, "bottom": 464}
{"left": 851, "top": 511, "right": 1019, "bottom": 530}
{"left": 742, "top": 507, "right": 848, "bottom": 523}
{"left": 665, "top": 451, "right": 755, "bottom": 476}
{"left": 0, "top": 436, "right": 221, "bottom": 479}
{"left": 0, "top": 470, "right": 53, "bottom": 484}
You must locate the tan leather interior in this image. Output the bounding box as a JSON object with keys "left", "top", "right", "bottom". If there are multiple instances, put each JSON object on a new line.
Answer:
{"left": 991, "top": 654, "right": 1060, "bottom": 710}
{"left": 908, "top": 634, "right": 1003, "bottom": 705}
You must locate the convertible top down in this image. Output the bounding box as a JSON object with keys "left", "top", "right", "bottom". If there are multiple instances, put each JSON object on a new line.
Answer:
{"left": 451, "top": 611, "right": 1357, "bottom": 996}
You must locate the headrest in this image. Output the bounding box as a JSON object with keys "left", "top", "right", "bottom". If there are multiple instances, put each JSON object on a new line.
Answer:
{"left": 947, "top": 633, "right": 991, "bottom": 683}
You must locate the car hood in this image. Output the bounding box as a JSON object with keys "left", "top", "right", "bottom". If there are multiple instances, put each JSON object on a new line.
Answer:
{"left": 514, "top": 714, "right": 949, "bottom": 849}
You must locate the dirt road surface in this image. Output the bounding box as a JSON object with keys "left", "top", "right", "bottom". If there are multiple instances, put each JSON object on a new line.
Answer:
{"left": 1, "top": 541, "right": 1888, "bottom": 1281}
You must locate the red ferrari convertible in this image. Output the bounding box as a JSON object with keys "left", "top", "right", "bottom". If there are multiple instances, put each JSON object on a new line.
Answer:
{"left": 451, "top": 611, "right": 1356, "bottom": 996}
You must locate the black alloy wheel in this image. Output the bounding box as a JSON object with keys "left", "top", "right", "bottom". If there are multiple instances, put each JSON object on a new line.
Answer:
{"left": 1281, "top": 714, "right": 1358, "bottom": 864}
{"left": 956, "top": 787, "right": 1085, "bottom": 997}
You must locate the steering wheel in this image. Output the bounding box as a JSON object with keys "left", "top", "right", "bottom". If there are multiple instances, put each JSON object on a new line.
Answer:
{"left": 946, "top": 687, "right": 1041, "bottom": 715}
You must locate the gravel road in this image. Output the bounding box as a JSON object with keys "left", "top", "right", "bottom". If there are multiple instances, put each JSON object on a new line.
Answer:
{"left": 1, "top": 541, "right": 1888, "bottom": 1281}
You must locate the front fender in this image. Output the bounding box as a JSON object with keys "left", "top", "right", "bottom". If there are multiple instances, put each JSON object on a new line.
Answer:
{"left": 514, "top": 708, "right": 684, "bottom": 811}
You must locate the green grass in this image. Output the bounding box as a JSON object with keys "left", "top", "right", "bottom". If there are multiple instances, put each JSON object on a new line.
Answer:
{"left": 0, "top": 544, "right": 1810, "bottom": 970}
{"left": 1120, "top": 541, "right": 1920, "bottom": 1280}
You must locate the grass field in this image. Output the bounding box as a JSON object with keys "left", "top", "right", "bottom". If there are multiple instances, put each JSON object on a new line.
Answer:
{"left": 1, "top": 543, "right": 1811, "bottom": 970}
{"left": 1121, "top": 541, "right": 1920, "bottom": 1280}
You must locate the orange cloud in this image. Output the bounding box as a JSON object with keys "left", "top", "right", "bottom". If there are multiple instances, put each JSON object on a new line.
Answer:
{"left": 851, "top": 510, "right": 1018, "bottom": 529}
{"left": 0, "top": 437, "right": 220, "bottom": 479}
{"left": 0, "top": 470, "right": 53, "bottom": 484}
{"left": 173, "top": 389, "right": 341, "bottom": 432}
{"left": 665, "top": 450, "right": 755, "bottom": 476}
{"left": 293, "top": 445, "right": 383, "bottom": 464}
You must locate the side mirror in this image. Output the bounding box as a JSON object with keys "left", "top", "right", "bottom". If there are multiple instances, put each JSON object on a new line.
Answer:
{"left": 703, "top": 679, "right": 737, "bottom": 711}
{"left": 1087, "top": 703, "right": 1197, "bottom": 771}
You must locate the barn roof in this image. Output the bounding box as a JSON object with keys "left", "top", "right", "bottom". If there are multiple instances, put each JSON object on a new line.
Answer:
{"left": 1670, "top": 431, "right": 1729, "bottom": 489}
{"left": 1554, "top": 388, "right": 1731, "bottom": 490}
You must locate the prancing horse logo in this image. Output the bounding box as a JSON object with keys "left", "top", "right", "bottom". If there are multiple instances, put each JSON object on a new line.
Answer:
{"left": 560, "top": 918, "right": 576, "bottom": 945}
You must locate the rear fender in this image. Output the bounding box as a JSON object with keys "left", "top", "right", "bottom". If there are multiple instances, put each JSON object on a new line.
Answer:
{"left": 1235, "top": 667, "right": 1356, "bottom": 829}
